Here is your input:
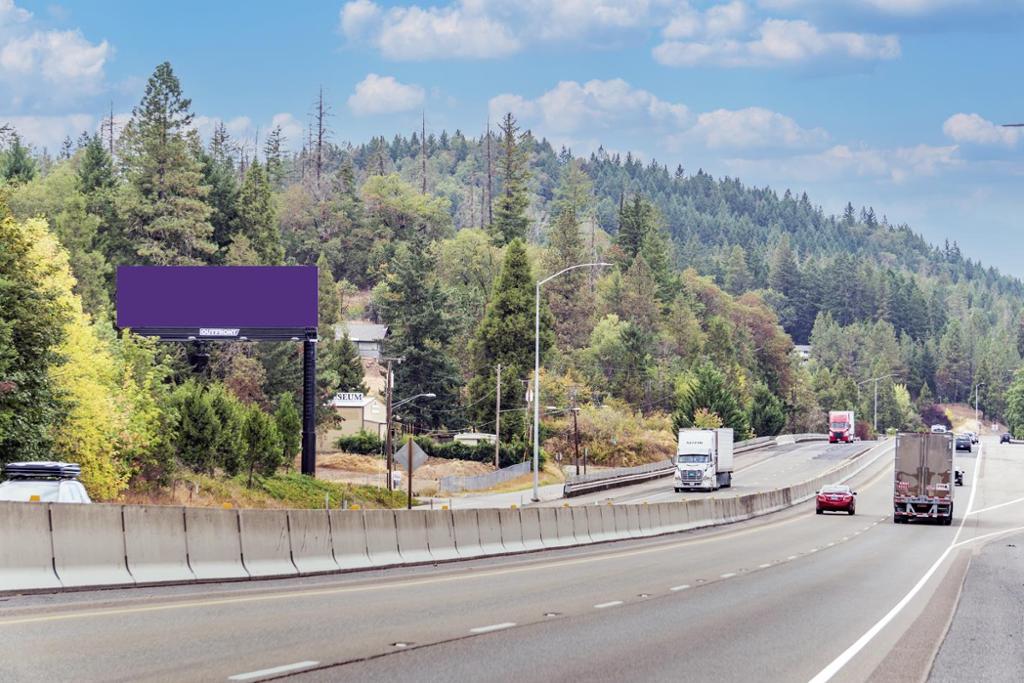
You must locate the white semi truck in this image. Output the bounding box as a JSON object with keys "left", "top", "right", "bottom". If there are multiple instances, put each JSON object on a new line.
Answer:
{"left": 673, "top": 428, "right": 734, "bottom": 492}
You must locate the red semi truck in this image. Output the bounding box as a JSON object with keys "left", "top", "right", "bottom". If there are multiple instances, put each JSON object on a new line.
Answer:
{"left": 828, "top": 410, "right": 855, "bottom": 443}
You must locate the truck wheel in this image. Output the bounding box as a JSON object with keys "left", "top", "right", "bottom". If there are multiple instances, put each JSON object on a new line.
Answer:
{"left": 674, "top": 488, "right": 680, "bottom": 493}
{"left": 893, "top": 515, "right": 904, "bottom": 524}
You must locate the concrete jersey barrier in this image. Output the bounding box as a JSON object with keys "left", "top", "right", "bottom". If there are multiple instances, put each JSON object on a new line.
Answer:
{"left": 0, "top": 502, "right": 61, "bottom": 591}
{"left": 288, "top": 509, "right": 338, "bottom": 575}
{"left": 185, "top": 507, "right": 248, "bottom": 581}
{"left": 0, "top": 440, "right": 889, "bottom": 595}
{"left": 50, "top": 503, "right": 133, "bottom": 589}
{"left": 123, "top": 505, "right": 194, "bottom": 584}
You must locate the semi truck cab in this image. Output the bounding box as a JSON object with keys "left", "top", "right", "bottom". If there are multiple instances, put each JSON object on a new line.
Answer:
{"left": 674, "top": 428, "right": 734, "bottom": 492}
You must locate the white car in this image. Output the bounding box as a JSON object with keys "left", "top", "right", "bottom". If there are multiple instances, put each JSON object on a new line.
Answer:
{"left": 0, "top": 462, "right": 91, "bottom": 503}
{"left": 930, "top": 425, "right": 947, "bottom": 434}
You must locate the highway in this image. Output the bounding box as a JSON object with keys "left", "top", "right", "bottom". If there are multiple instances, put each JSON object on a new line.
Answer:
{"left": 553, "top": 439, "right": 872, "bottom": 506}
{"left": 0, "top": 437, "right": 1021, "bottom": 682}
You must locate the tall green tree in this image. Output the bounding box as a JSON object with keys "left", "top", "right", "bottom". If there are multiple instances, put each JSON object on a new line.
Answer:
{"left": 377, "top": 243, "right": 461, "bottom": 430}
{"left": 544, "top": 172, "right": 590, "bottom": 349}
{"left": 117, "top": 61, "right": 216, "bottom": 264}
{"left": 467, "top": 239, "right": 554, "bottom": 437}
{"left": 0, "top": 208, "right": 69, "bottom": 463}
{"left": 234, "top": 161, "right": 282, "bottom": 264}
{"left": 241, "top": 404, "right": 282, "bottom": 487}
{"left": 673, "top": 362, "right": 750, "bottom": 436}
{"left": 749, "top": 382, "right": 786, "bottom": 436}
{"left": 1, "top": 134, "right": 37, "bottom": 184}
{"left": 172, "top": 381, "right": 220, "bottom": 474}
{"left": 274, "top": 393, "right": 302, "bottom": 468}
{"left": 491, "top": 113, "right": 530, "bottom": 245}
{"left": 317, "top": 332, "right": 368, "bottom": 429}
{"left": 200, "top": 123, "right": 240, "bottom": 255}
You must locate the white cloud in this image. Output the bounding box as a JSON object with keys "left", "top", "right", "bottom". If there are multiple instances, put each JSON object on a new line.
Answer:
{"left": 338, "top": 0, "right": 673, "bottom": 60}
{"left": 655, "top": 5, "right": 899, "bottom": 68}
{"left": 943, "top": 112, "right": 1020, "bottom": 147}
{"left": 270, "top": 112, "right": 304, "bottom": 149}
{"left": 0, "top": 113, "right": 95, "bottom": 150}
{"left": 490, "top": 79, "right": 689, "bottom": 135}
{"left": 0, "top": 1, "right": 111, "bottom": 105}
{"left": 724, "top": 142, "right": 960, "bottom": 183}
{"left": 686, "top": 107, "right": 828, "bottom": 149}
{"left": 348, "top": 73, "right": 425, "bottom": 115}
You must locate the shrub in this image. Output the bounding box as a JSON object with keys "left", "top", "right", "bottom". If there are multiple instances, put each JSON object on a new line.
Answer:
{"left": 335, "top": 430, "right": 384, "bottom": 455}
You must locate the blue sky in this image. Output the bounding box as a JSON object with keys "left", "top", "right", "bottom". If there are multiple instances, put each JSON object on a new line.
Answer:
{"left": 2, "top": 0, "right": 1022, "bottom": 275}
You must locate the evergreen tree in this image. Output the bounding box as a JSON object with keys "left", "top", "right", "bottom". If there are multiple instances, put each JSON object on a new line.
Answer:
{"left": 468, "top": 239, "right": 553, "bottom": 437}
{"left": 117, "top": 61, "right": 216, "bottom": 264}
{"left": 1, "top": 134, "right": 37, "bottom": 184}
{"left": 318, "top": 252, "right": 342, "bottom": 326}
{"left": 673, "top": 362, "right": 750, "bottom": 436}
{"left": 78, "top": 134, "right": 115, "bottom": 194}
{"left": 377, "top": 243, "right": 462, "bottom": 430}
{"left": 274, "top": 393, "right": 302, "bottom": 467}
{"left": 749, "top": 382, "right": 786, "bottom": 436}
{"left": 616, "top": 194, "right": 655, "bottom": 261}
{"left": 768, "top": 234, "right": 799, "bottom": 297}
{"left": 173, "top": 381, "right": 220, "bottom": 474}
{"left": 491, "top": 113, "right": 530, "bottom": 244}
{"left": 724, "top": 245, "right": 751, "bottom": 295}
{"left": 241, "top": 404, "right": 282, "bottom": 487}
{"left": 263, "top": 125, "right": 287, "bottom": 189}
{"left": 208, "top": 382, "right": 245, "bottom": 475}
{"left": 544, "top": 174, "right": 590, "bottom": 348}
{"left": 200, "top": 123, "right": 240, "bottom": 255}
{"left": 234, "top": 161, "right": 282, "bottom": 264}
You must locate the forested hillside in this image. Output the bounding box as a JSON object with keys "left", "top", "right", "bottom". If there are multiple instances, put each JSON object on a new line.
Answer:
{"left": 3, "top": 61, "right": 1023, "bottom": 499}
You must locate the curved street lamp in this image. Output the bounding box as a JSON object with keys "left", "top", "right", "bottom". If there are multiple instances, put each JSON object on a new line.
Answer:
{"left": 532, "top": 262, "right": 612, "bottom": 501}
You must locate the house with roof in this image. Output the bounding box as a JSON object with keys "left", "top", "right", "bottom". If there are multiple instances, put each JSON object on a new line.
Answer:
{"left": 326, "top": 392, "right": 388, "bottom": 439}
{"left": 336, "top": 321, "right": 389, "bottom": 359}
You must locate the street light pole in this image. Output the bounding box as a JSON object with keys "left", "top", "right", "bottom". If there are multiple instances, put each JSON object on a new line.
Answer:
{"left": 975, "top": 382, "right": 985, "bottom": 429}
{"left": 533, "top": 262, "right": 612, "bottom": 502}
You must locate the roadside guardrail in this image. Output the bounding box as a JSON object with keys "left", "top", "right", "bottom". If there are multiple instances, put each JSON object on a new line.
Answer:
{"left": 561, "top": 433, "right": 826, "bottom": 497}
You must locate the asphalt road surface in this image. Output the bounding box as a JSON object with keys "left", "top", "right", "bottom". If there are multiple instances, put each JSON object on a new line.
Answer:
{"left": 1, "top": 437, "right": 1020, "bottom": 683}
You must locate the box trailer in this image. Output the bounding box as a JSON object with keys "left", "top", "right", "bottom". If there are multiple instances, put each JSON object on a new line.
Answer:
{"left": 893, "top": 432, "right": 954, "bottom": 525}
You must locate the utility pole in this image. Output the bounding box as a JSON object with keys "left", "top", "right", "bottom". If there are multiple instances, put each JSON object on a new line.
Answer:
{"left": 485, "top": 120, "right": 493, "bottom": 226}
{"left": 494, "top": 363, "right": 501, "bottom": 468}
{"left": 382, "top": 356, "right": 404, "bottom": 490}
{"left": 571, "top": 393, "right": 581, "bottom": 476}
{"left": 407, "top": 434, "right": 413, "bottom": 510}
{"left": 421, "top": 111, "right": 427, "bottom": 194}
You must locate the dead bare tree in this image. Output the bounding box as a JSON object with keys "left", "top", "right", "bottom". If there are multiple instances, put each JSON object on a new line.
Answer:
{"left": 310, "top": 86, "right": 332, "bottom": 185}
{"left": 485, "top": 120, "right": 493, "bottom": 226}
{"left": 421, "top": 111, "right": 428, "bottom": 194}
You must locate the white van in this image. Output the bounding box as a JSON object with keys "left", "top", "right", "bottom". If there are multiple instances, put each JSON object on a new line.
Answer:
{"left": 930, "top": 424, "right": 948, "bottom": 434}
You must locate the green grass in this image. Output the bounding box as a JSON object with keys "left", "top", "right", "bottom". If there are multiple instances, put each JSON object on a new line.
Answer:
{"left": 245, "top": 472, "right": 410, "bottom": 509}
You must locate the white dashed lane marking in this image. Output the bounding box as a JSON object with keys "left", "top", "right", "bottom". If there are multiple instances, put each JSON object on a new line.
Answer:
{"left": 470, "top": 622, "right": 516, "bottom": 634}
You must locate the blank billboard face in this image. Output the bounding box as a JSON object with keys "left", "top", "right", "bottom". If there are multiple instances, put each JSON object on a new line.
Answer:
{"left": 117, "top": 266, "right": 317, "bottom": 338}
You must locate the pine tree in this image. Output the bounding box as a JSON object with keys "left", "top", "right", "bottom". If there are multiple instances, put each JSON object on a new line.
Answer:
{"left": 263, "top": 125, "right": 287, "bottom": 189}
{"left": 173, "top": 381, "right": 221, "bottom": 474}
{"left": 200, "top": 123, "right": 240, "bottom": 255}
{"left": 749, "top": 382, "right": 786, "bottom": 436}
{"left": 1, "top": 134, "right": 37, "bottom": 184}
{"left": 77, "top": 134, "right": 115, "bottom": 194}
{"left": 491, "top": 113, "right": 530, "bottom": 245}
{"left": 242, "top": 404, "right": 282, "bottom": 487}
{"left": 377, "top": 244, "right": 462, "bottom": 430}
{"left": 768, "top": 234, "right": 799, "bottom": 297}
{"left": 468, "top": 239, "right": 553, "bottom": 437}
{"left": 544, "top": 166, "right": 591, "bottom": 348}
{"left": 117, "top": 61, "right": 216, "bottom": 264}
{"left": 616, "top": 194, "right": 655, "bottom": 261}
{"left": 234, "top": 161, "right": 283, "bottom": 264}
{"left": 673, "top": 362, "right": 750, "bottom": 436}
{"left": 724, "top": 245, "right": 751, "bottom": 294}
{"left": 317, "top": 252, "right": 342, "bottom": 326}
{"left": 274, "top": 393, "right": 302, "bottom": 468}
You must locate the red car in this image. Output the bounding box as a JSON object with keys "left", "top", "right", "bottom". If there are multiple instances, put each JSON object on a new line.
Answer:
{"left": 816, "top": 484, "right": 856, "bottom": 515}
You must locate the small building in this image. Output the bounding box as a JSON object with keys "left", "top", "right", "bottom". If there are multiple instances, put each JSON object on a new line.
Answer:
{"left": 336, "top": 321, "right": 389, "bottom": 359}
{"left": 793, "top": 344, "right": 812, "bottom": 363}
{"left": 327, "top": 392, "right": 387, "bottom": 439}
{"left": 453, "top": 432, "right": 497, "bottom": 447}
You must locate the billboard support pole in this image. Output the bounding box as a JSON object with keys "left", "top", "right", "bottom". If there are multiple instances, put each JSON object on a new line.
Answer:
{"left": 301, "top": 336, "right": 317, "bottom": 476}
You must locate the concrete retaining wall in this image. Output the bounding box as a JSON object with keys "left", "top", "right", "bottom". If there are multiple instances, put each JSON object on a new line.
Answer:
{"left": 124, "top": 505, "right": 193, "bottom": 584}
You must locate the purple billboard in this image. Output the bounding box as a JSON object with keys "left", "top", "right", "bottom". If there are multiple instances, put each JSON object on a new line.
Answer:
{"left": 117, "top": 266, "right": 318, "bottom": 338}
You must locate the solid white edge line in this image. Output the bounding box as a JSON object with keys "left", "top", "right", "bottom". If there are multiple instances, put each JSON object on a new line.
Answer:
{"left": 806, "top": 441, "right": 985, "bottom": 683}
{"left": 594, "top": 601, "right": 624, "bottom": 609}
{"left": 228, "top": 661, "right": 319, "bottom": 681}
{"left": 669, "top": 584, "right": 690, "bottom": 592}
{"left": 720, "top": 572, "right": 737, "bottom": 578}
{"left": 759, "top": 563, "right": 772, "bottom": 568}
{"left": 470, "top": 622, "right": 516, "bottom": 634}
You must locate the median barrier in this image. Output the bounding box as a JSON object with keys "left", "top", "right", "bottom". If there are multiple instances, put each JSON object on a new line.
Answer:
{"left": 185, "top": 507, "right": 248, "bottom": 581}
{"left": 586, "top": 505, "right": 613, "bottom": 543}
{"left": 661, "top": 503, "right": 682, "bottom": 533}
{"left": 520, "top": 508, "right": 545, "bottom": 551}
{"left": 328, "top": 510, "right": 373, "bottom": 570}
{"left": 287, "top": 509, "right": 338, "bottom": 575}
{"left": 498, "top": 509, "right": 526, "bottom": 553}
{"left": 637, "top": 504, "right": 655, "bottom": 537}
{"left": 395, "top": 511, "right": 432, "bottom": 563}
{"left": 238, "top": 509, "right": 298, "bottom": 578}
{"left": 571, "top": 506, "right": 592, "bottom": 543}
{"left": 545, "top": 508, "right": 576, "bottom": 548}
{"left": 612, "top": 505, "right": 630, "bottom": 538}
{"left": 425, "top": 510, "right": 459, "bottom": 562}
{"left": 50, "top": 503, "right": 133, "bottom": 588}
{"left": 477, "top": 508, "right": 504, "bottom": 555}
{"left": 452, "top": 510, "right": 483, "bottom": 558}
{"left": 0, "top": 501, "right": 61, "bottom": 592}
{"left": 123, "top": 505, "right": 194, "bottom": 584}
{"left": 363, "top": 510, "right": 403, "bottom": 566}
